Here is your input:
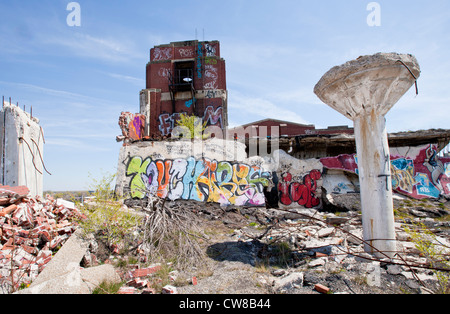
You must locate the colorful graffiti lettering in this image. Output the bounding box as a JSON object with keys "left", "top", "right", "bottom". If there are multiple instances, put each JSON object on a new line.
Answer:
{"left": 158, "top": 107, "right": 223, "bottom": 137}
{"left": 205, "top": 58, "right": 218, "bottom": 65}
{"left": 320, "top": 154, "right": 358, "bottom": 174}
{"left": 197, "top": 43, "right": 203, "bottom": 79}
{"left": 278, "top": 170, "right": 322, "bottom": 208}
{"left": 390, "top": 158, "right": 415, "bottom": 194}
{"left": 125, "top": 156, "right": 271, "bottom": 207}
{"left": 320, "top": 144, "right": 450, "bottom": 199}
{"left": 423, "top": 145, "right": 447, "bottom": 193}
{"left": 414, "top": 173, "right": 441, "bottom": 198}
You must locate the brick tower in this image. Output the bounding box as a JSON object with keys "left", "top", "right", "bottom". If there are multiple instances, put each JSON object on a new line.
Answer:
{"left": 140, "top": 40, "right": 228, "bottom": 138}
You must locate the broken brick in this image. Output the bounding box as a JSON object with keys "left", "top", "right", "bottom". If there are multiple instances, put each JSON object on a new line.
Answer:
{"left": 118, "top": 286, "right": 137, "bottom": 294}
{"left": 142, "top": 287, "right": 156, "bottom": 294}
{"left": 162, "top": 285, "right": 178, "bottom": 294}
{"left": 0, "top": 204, "right": 17, "bottom": 216}
{"left": 131, "top": 264, "right": 161, "bottom": 278}
{"left": 315, "top": 252, "right": 328, "bottom": 258}
{"left": 2, "top": 238, "right": 15, "bottom": 250}
{"left": 0, "top": 192, "right": 85, "bottom": 293}
{"left": 127, "top": 278, "right": 149, "bottom": 288}
{"left": 314, "top": 284, "right": 330, "bottom": 294}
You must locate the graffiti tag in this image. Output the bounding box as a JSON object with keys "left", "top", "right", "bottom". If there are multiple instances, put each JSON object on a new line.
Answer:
{"left": 126, "top": 156, "right": 271, "bottom": 206}
{"left": 278, "top": 170, "right": 322, "bottom": 208}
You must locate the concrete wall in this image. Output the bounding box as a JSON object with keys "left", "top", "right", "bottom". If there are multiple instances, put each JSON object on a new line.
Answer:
{"left": 320, "top": 144, "right": 450, "bottom": 200}
{"left": 0, "top": 104, "right": 44, "bottom": 197}
{"left": 115, "top": 139, "right": 324, "bottom": 209}
{"left": 115, "top": 139, "right": 271, "bottom": 206}
{"left": 271, "top": 150, "right": 323, "bottom": 209}
{"left": 115, "top": 139, "right": 449, "bottom": 210}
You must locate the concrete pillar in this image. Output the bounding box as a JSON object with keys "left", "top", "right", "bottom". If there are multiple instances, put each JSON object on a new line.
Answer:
{"left": 0, "top": 103, "right": 44, "bottom": 197}
{"left": 314, "top": 53, "right": 420, "bottom": 258}
{"left": 354, "top": 112, "right": 395, "bottom": 256}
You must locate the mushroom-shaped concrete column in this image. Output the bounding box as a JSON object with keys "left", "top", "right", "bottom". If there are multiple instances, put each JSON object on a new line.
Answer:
{"left": 314, "top": 53, "right": 420, "bottom": 258}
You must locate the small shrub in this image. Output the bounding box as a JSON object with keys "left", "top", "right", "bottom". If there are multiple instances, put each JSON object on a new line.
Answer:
{"left": 403, "top": 221, "right": 450, "bottom": 294}
{"left": 77, "top": 173, "right": 143, "bottom": 253}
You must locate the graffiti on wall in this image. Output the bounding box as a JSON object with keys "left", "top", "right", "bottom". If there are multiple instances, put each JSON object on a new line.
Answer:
{"left": 278, "top": 170, "right": 322, "bottom": 208}
{"left": 320, "top": 144, "right": 450, "bottom": 199}
{"left": 204, "top": 43, "right": 216, "bottom": 57}
{"left": 158, "top": 112, "right": 186, "bottom": 136}
{"left": 204, "top": 65, "right": 218, "bottom": 90}
{"left": 152, "top": 47, "right": 173, "bottom": 62}
{"left": 196, "top": 43, "right": 203, "bottom": 79}
{"left": 390, "top": 158, "right": 415, "bottom": 194}
{"left": 118, "top": 112, "right": 146, "bottom": 141}
{"left": 126, "top": 156, "right": 271, "bottom": 206}
{"left": 158, "top": 67, "right": 171, "bottom": 78}
{"left": 178, "top": 48, "right": 195, "bottom": 58}
{"left": 203, "top": 106, "right": 223, "bottom": 128}
{"left": 158, "top": 105, "right": 223, "bottom": 136}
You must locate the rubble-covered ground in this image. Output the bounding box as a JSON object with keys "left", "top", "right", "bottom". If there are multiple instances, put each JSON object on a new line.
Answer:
{"left": 1, "top": 185, "right": 449, "bottom": 294}
{"left": 173, "top": 196, "right": 450, "bottom": 295}
{"left": 113, "top": 196, "right": 450, "bottom": 295}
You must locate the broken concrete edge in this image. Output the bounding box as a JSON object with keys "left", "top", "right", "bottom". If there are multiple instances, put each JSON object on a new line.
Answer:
{"left": 0, "top": 104, "right": 44, "bottom": 197}
{"left": 15, "top": 229, "right": 121, "bottom": 294}
{"left": 313, "top": 52, "right": 421, "bottom": 101}
{"left": 16, "top": 263, "right": 120, "bottom": 294}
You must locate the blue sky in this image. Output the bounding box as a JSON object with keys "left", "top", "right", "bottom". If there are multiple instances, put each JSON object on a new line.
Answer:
{"left": 0, "top": 0, "right": 449, "bottom": 191}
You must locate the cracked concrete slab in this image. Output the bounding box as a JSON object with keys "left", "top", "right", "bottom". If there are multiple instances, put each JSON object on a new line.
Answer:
{"left": 16, "top": 229, "right": 121, "bottom": 294}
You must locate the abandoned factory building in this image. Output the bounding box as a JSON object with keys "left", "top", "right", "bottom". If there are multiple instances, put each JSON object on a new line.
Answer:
{"left": 117, "top": 39, "right": 450, "bottom": 161}
{"left": 115, "top": 40, "right": 450, "bottom": 209}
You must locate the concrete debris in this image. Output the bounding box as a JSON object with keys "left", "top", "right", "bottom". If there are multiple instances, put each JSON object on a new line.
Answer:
{"left": 272, "top": 272, "right": 304, "bottom": 293}
{"left": 112, "top": 262, "right": 200, "bottom": 294}
{"left": 178, "top": 200, "right": 450, "bottom": 294}
{"left": 0, "top": 189, "right": 86, "bottom": 294}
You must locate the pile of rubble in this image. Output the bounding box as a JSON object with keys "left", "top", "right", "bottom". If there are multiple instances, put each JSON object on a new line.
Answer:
{"left": 0, "top": 185, "right": 86, "bottom": 293}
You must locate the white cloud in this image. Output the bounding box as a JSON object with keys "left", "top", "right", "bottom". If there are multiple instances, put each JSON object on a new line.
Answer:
{"left": 42, "top": 32, "right": 143, "bottom": 63}
{"left": 45, "top": 137, "right": 113, "bottom": 152}
{"left": 107, "top": 72, "right": 145, "bottom": 86}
